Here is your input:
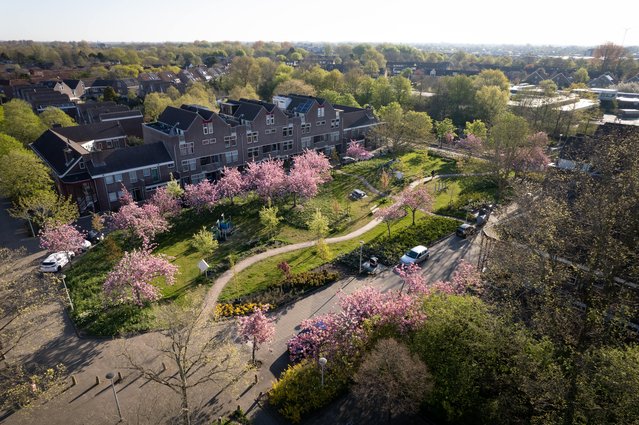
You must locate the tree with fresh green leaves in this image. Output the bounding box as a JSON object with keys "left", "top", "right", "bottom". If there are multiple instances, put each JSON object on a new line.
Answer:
{"left": 487, "top": 112, "right": 530, "bottom": 192}
{"left": 0, "top": 99, "right": 47, "bottom": 144}
{"left": 464, "top": 119, "right": 488, "bottom": 140}
{"left": 259, "top": 203, "right": 280, "bottom": 239}
{"left": 306, "top": 208, "right": 329, "bottom": 239}
{"left": 375, "top": 102, "right": 433, "bottom": 154}
{"left": 273, "top": 79, "right": 316, "bottom": 96}
{"left": 434, "top": 118, "right": 456, "bottom": 147}
{"left": 572, "top": 67, "right": 589, "bottom": 84}
{"left": 474, "top": 85, "right": 510, "bottom": 124}
{"left": 0, "top": 133, "right": 23, "bottom": 157}
{"left": 0, "top": 150, "right": 53, "bottom": 200}
{"left": 143, "top": 92, "right": 172, "bottom": 121}
{"left": 39, "top": 107, "right": 76, "bottom": 128}
{"left": 9, "top": 190, "right": 78, "bottom": 231}
{"left": 190, "top": 226, "right": 218, "bottom": 257}
{"left": 473, "top": 69, "right": 510, "bottom": 92}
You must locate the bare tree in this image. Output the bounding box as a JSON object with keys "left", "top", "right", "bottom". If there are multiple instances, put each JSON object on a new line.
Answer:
{"left": 352, "top": 338, "right": 433, "bottom": 423}
{"left": 121, "top": 303, "right": 247, "bottom": 425}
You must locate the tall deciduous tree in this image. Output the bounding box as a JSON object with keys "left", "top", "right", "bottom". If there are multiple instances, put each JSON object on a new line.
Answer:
{"left": 474, "top": 85, "right": 509, "bottom": 124}
{"left": 375, "top": 102, "right": 433, "bottom": 154}
{"left": 0, "top": 99, "right": 46, "bottom": 144}
{"left": 122, "top": 303, "right": 243, "bottom": 425}
{"left": 111, "top": 188, "right": 169, "bottom": 246}
{"left": 464, "top": 119, "right": 488, "bottom": 140}
{"left": 434, "top": 118, "right": 456, "bottom": 147}
{"left": 39, "top": 107, "right": 76, "bottom": 128}
{"left": 9, "top": 190, "right": 78, "bottom": 230}
{"left": 487, "top": 112, "right": 530, "bottom": 192}
{"left": 306, "top": 208, "right": 329, "bottom": 239}
{"left": 353, "top": 338, "right": 432, "bottom": 423}
{"left": 237, "top": 306, "right": 275, "bottom": 364}
{"left": 149, "top": 185, "right": 182, "bottom": 218}
{"left": 103, "top": 248, "right": 177, "bottom": 305}
{"left": 183, "top": 180, "right": 218, "bottom": 211}
{"left": 0, "top": 133, "right": 23, "bottom": 157}
{"left": 0, "top": 150, "right": 53, "bottom": 200}
{"left": 246, "top": 158, "right": 286, "bottom": 202}
{"left": 346, "top": 140, "right": 373, "bottom": 160}
{"left": 259, "top": 203, "right": 280, "bottom": 239}
{"left": 374, "top": 203, "right": 406, "bottom": 237}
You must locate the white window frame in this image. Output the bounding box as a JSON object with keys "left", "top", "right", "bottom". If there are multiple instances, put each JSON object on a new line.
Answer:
{"left": 283, "top": 140, "right": 293, "bottom": 151}
{"left": 247, "top": 147, "right": 259, "bottom": 159}
{"left": 266, "top": 114, "right": 275, "bottom": 125}
{"left": 105, "top": 175, "right": 114, "bottom": 185}
{"left": 301, "top": 136, "right": 312, "bottom": 149}
{"left": 129, "top": 171, "right": 138, "bottom": 183}
{"left": 143, "top": 168, "right": 151, "bottom": 177}
{"left": 115, "top": 173, "right": 123, "bottom": 182}
{"left": 317, "top": 107, "right": 325, "bottom": 118}
{"left": 180, "top": 142, "right": 195, "bottom": 156}
{"left": 224, "top": 150, "right": 238, "bottom": 164}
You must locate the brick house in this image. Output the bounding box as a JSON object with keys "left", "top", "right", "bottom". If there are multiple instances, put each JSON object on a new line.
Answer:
{"left": 30, "top": 122, "right": 174, "bottom": 213}
{"left": 142, "top": 94, "right": 378, "bottom": 186}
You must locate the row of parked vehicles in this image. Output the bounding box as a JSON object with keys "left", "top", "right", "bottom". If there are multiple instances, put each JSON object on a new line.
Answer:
{"left": 39, "top": 230, "right": 104, "bottom": 273}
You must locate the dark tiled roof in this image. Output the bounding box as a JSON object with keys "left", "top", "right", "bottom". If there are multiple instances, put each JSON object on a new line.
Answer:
{"left": 333, "top": 103, "right": 363, "bottom": 113}
{"left": 30, "top": 130, "right": 85, "bottom": 176}
{"left": 90, "top": 79, "right": 116, "bottom": 87}
{"left": 157, "top": 105, "right": 198, "bottom": 131}
{"left": 241, "top": 98, "right": 276, "bottom": 112}
{"left": 53, "top": 121, "right": 126, "bottom": 143}
{"left": 345, "top": 114, "right": 378, "bottom": 129}
{"left": 86, "top": 142, "right": 172, "bottom": 176}
{"left": 99, "top": 110, "right": 143, "bottom": 121}
{"left": 226, "top": 100, "right": 263, "bottom": 121}
{"left": 116, "top": 116, "right": 144, "bottom": 139}
{"left": 63, "top": 79, "right": 82, "bottom": 89}
{"left": 180, "top": 104, "right": 215, "bottom": 121}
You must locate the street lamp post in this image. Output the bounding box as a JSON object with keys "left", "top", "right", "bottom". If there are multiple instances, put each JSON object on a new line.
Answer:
{"left": 105, "top": 372, "right": 123, "bottom": 422}
{"left": 358, "top": 240, "right": 364, "bottom": 274}
{"left": 318, "top": 357, "right": 327, "bottom": 387}
{"left": 60, "top": 275, "right": 74, "bottom": 311}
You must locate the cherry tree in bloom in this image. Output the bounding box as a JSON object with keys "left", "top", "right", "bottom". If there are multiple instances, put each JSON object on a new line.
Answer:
{"left": 245, "top": 158, "right": 287, "bottom": 202}
{"left": 287, "top": 166, "right": 319, "bottom": 206}
{"left": 450, "top": 260, "right": 483, "bottom": 294}
{"left": 400, "top": 186, "right": 433, "bottom": 225}
{"left": 183, "top": 180, "right": 218, "bottom": 211}
{"left": 237, "top": 305, "right": 275, "bottom": 364}
{"left": 294, "top": 149, "right": 332, "bottom": 184}
{"left": 346, "top": 140, "right": 373, "bottom": 160}
{"left": 374, "top": 203, "right": 407, "bottom": 237}
{"left": 444, "top": 131, "right": 455, "bottom": 144}
{"left": 513, "top": 132, "right": 551, "bottom": 175}
{"left": 216, "top": 166, "right": 245, "bottom": 204}
{"left": 395, "top": 263, "right": 428, "bottom": 294}
{"left": 103, "top": 248, "right": 177, "bottom": 306}
{"left": 457, "top": 134, "right": 483, "bottom": 157}
{"left": 111, "top": 191, "right": 169, "bottom": 247}
{"left": 148, "top": 185, "right": 181, "bottom": 218}
{"left": 39, "top": 223, "right": 86, "bottom": 258}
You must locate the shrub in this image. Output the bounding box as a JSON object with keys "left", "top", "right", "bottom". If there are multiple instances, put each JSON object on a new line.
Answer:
{"left": 280, "top": 270, "right": 339, "bottom": 290}
{"left": 269, "top": 359, "right": 350, "bottom": 423}
{"left": 215, "top": 302, "right": 270, "bottom": 318}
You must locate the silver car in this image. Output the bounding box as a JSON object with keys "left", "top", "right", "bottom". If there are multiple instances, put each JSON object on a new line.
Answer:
{"left": 400, "top": 245, "right": 430, "bottom": 265}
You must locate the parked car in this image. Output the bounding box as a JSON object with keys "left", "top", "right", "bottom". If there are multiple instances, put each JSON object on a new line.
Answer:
{"left": 40, "top": 251, "right": 74, "bottom": 273}
{"left": 341, "top": 156, "right": 357, "bottom": 165}
{"left": 80, "top": 239, "right": 92, "bottom": 252}
{"left": 400, "top": 245, "right": 430, "bottom": 265}
{"left": 87, "top": 230, "right": 104, "bottom": 244}
{"left": 350, "top": 189, "right": 367, "bottom": 200}
{"left": 456, "top": 223, "right": 476, "bottom": 238}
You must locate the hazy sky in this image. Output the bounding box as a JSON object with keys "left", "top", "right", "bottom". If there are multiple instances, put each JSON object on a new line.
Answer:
{"left": 2, "top": 0, "right": 639, "bottom": 47}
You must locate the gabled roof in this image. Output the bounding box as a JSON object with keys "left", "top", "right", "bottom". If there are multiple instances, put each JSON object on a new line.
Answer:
{"left": 224, "top": 99, "right": 264, "bottom": 121}
{"left": 53, "top": 121, "right": 127, "bottom": 143}
{"left": 86, "top": 142, "right": 173, "bottom": 177}
{"left": 180, "top": 104, "right": 215, "bottom": 121}
{"left": 98, "top": 110, "right": 143, "bottom": 121}
{"left": 157, "top": 105, "right": 199, "bottom": 131}
{"left": 31, "top": 130, "right": 86, "bottom": 176}
{"left": 63, "top": 79, "right": 82, "bottom": 90}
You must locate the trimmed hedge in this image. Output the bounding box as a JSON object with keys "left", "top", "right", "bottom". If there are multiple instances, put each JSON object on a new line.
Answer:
{"left": 214, "top": 302, "right": 270, "bottom": 318}
{"left": 336, "top": 215, "right": 459, "bottom": 268}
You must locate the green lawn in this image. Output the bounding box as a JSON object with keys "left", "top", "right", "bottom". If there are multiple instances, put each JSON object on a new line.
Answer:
{"left": 219, "top": 211, "right": 445, "bottom": 303}
{"left": 421, "top": 176, "right": 499, "bottom": 219}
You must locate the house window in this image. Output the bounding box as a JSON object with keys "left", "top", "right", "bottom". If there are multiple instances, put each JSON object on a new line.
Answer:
{"left": 200, "top": 155, "right": 221, "bottom": 166}
{"left": 331, "top": 118, "right": 340, "bottom": 128}
{"left": 105, "top": 175, "right": 114, "bottom": 185}
{"left": 283, "top": 140, "right": 293, "bottom": 151}
{"left": 180, "top": 142, "right": 195, "bottom": 156}
{"left": 224, "top": 150, "right": 238, "bottom": 164}
{"left": 331, "top": 131, "right": 340, "bottom": 142}
{"left": 316, "top": 120, "right": 326, "bottom": 126}
{"left": 115, "top": 173, "right": 123, "bottom": 182}
{"left": 151, "top": 167, "right": 160, "bottom": 182}
{"left": 106, "top": 140, "right": 113, "bottom": 148}
{"left": 317, "top": 107, "right": 325, "bottom": 118}
{"left": 108, "top": 192, "right": 118, "bottom": 202}
{"left": 224, "top": 135, "right": 237, "bottom": 148}
{"left": 266, "top": 114, "right": 275, "bottom": 125}
{"left": 181, "top": 159, "right": 196, "bottom": 172}
{"left": 129, "top": 171, "right": 138, "bottom": 183}
{"left": 203, "top": 122, "right": 214, "bottom": 134}
{"left": 79, "top": 159, "right": 85, "bottom": 169}
{"left": 168, "top": 162, "right": 174, "bottom": 169}
{"left": 282, "top": 125, "right": 293, "bottom": 137}
{"left": 302, "top": 123, "right": 311, "bottom": 134}
{"left": 301, "top": 136, "right": 312, "bottom": 149}
{"left": 143, "top": 168, "right": 151, "bottom": 177}
{"left": 247, "top": 147, "right": 259, "bottom": 160}
{"left": 202, "top": 139, "right": 209, "bottom": 145}
{"left": 247, "top": 131, "right": 259, "bottom": 144}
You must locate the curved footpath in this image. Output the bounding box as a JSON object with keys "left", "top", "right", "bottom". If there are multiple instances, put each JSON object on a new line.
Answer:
{"left": 200, "top": 171, "right": 492, "bottom": 318}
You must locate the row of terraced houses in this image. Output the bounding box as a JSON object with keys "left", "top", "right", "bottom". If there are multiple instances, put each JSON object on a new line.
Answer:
{"left": 30, "top": 94, "right": 378, "bottom": 213}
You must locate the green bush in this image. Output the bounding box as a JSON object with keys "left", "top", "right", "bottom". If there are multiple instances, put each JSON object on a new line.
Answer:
{"left": 281, "top": 270, "right": 340, "bottom": 289}
{"left": 336, "top": 216, "right": 459, "bottom": 267}
{"left": 269, "top": 359, "right": 350, "bottom": 423}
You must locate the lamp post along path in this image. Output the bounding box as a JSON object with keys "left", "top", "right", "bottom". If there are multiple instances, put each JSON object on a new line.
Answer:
{"left": 319, "top": 357, "right": 327, "bottom": 387}
{"left": 106, "top": 372, "right": 123, "bottom": 421}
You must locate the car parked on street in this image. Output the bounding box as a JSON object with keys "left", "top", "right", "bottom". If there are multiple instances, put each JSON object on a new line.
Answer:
{"left": 40, "top": 251, "right": 74, "bottom": 273}
{"left": 87, "top": 230, "right": 104, "bottom": 244}
{"left": 456, "top": 223, "right": 476, "bottom": 238}
{"left": 400, "top": 245, "right": 430, "bottom": 265}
